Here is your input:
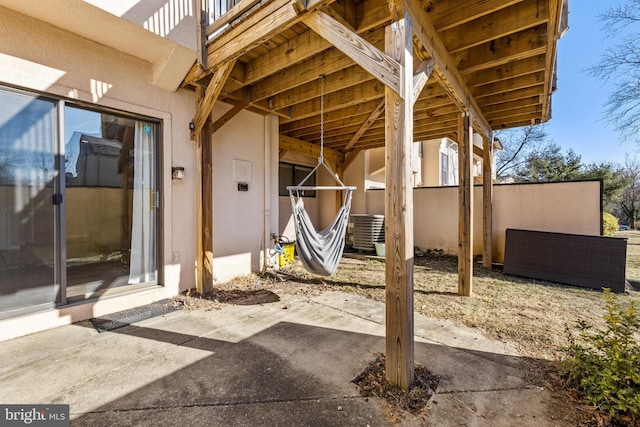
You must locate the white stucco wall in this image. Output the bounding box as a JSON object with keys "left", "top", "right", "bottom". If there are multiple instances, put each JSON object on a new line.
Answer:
{"left": 364, "top": 180, "right": 602, "bottom": 263}
{"left": 211, "top": 105, "right": 279, "bottom": 282}
{"left": 0, "top": 6, "right": 197, "bottom": 339}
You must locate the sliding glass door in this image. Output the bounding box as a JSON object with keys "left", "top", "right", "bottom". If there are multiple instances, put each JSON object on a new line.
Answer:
{"left": 64, "top": 107, "right": 158, "bottom": 299}
{"left": 0, "top": 90, "right": 57, "bottom": 313}
{"left": 0, "top": 86, "right": 161, "bottom": 317}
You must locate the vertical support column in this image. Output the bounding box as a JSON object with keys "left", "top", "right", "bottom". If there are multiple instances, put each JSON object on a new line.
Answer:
{"left": 195, "top": 86, "right": 214, "bottom": 294}
{"left": 384, "top": 17, "right": 414, "bottom": 391}
{"left": 482, "top": 133, "right": 493, "bottom": 269}
{"left": 195, "top": 0, "right": 209, "bottom": 68}
{"left": 201, "top": 116, "right": 215, "bottom": 293}
{"left": 195, "top": 87, "right": 204, "bottom": 293}
{"left": 457, "top": 112, "right": 473, "bottom": 297}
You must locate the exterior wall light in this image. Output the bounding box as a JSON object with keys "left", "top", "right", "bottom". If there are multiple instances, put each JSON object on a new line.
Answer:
{"left": 172, "top": 166, "right": 185, "bottom": 180}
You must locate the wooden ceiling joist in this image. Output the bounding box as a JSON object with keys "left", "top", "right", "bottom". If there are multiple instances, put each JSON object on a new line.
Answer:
{"left": 404, "top": 0, "right": 492, "bottom": 139}
{"left": 344, "top": 99, "right": 385, "bottom": 151}
{"left": 205, "top": 0, "right": 337, "bottom": 73}
{"left": 412, "top": 59, "right": 435, "bottom": 103}
{"left": 454, "top": 25, "right": 547, "bottom": 75}
{"left": 439, "top": 1, "right": 548, "bottom": 54}
{"left": 279, "top": 134, "right": 345, "bottom": 164}
{"left": 182, "top": 0, "right": 564, "bottom": 159}
{"left": 241, "top": 27, "right": 385, "bottom": 102}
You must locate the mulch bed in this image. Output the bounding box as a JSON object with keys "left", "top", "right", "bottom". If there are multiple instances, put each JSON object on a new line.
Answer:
{"left": 352, "top": 353, "right": 439, "bottom": 421}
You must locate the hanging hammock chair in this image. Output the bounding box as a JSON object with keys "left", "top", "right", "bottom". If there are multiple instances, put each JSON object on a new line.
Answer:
{"left": 286, "top": 75, "right": 356, "bottom": 276}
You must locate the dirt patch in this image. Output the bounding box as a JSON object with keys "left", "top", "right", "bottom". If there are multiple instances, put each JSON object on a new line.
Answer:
{"left": 174, "top": 287, "right": 280, "bottom": 310}
{"left": 352, "top": 353, "right": 439, "bottom": 423}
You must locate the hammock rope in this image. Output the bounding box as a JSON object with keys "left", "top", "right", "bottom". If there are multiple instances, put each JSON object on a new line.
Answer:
{"left": 286, "top": 74, "right": 356, "bottom": 276}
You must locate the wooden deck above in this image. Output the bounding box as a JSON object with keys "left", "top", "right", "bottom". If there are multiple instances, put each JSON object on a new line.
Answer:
{"left": 183, "top": 0, "right": 567, "bottom": 154}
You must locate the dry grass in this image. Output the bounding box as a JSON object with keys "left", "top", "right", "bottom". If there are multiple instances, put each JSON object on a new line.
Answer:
{"left": 266, "top": 254, "right": 640, "bottom": 362}
{"left": 618, "top": 229, "right": 640, "bottom": 279}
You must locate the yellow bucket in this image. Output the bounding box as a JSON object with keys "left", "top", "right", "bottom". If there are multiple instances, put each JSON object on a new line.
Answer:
{"left": 279, "top": 243, "right": 295, "bottom": 266}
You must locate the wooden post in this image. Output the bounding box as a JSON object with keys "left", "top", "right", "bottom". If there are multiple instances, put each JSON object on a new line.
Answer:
{"left": 482, "top": 133, "right": 493, "bottom": 269}
{"left": 457, "top": 112, "right": 473, "bottom": 296}
{"left": 384, "top": 17, "right": 414, "bottom": 391}
{"left": 195, "top": 86, "right": 215, "bottom": 294}
{"left": 195, "top": 86, "right": 204, "bottom": 293}
{"left": 201, "top": 116, "right": 215, "bottom": 293}
{"left": 195, "top": 0, "right": 209, "bottom": 68}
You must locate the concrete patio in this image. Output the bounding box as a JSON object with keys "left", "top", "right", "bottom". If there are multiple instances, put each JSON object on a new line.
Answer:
{"left": 0, "top": 288, "right": 573, "bottom": 426}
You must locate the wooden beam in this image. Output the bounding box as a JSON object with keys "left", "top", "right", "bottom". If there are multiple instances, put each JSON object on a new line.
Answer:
{"left": 473, "top": 72, "right": 545, "bottom": 100}
{"left": 482, "top": 133, "right": 493, "bottom": 269}
{"left": 476, "top": 85, "right": 544, "bottom": 107}
{"left": 279, "top": 134, "right": 345, "bottom": 164}
{"left": 427, "top": 0, "right": 523, "bottom": 32}
{"left": 205, "top": 0, "right": 335, "bottom": 73}
{"left": 404, "top": 0, "right": 492, "bottom": 139}
{"left": 280, "top": 81, "right": 386, "bottom": 121}
{"left": 412, "top": 59, "right": 434, "bottom": 104}
{"left": 388, "top": 0, "right": 403, "bottom": 22}
{"left": 243, "top": 30, "right": 329, "bottom": 87}
{"left": 182, "top": 63, "right": 206, "bottom": 88}
{"left": 279, "top": 149, "right": 288, "bottom": 159}
{"left": 454, "top": 25, "right": 547, "bottom": 75}
{"left": 192, "top": 59, "right": 237, "bottom": 139}
{"left": 457, "top": 112, "right": 473, "bottom": 297}
{"left": 344, "top": 99, "right": 385, "bottom": 151}
{"left": 465, "top": 56, "right": 546, "bottom": 89}
{"left": 542, "top": 0, "right": 564, "bottom": 121}
{"left": 303, "top": 11, "right": 403, "bottom": 95}
{"left": 269, "top": 65, "right": 376, "bottom": 111}
{"left": 212, "top": 100, "right": 249, "bottom": 133}
{"left": 236, "top": 0, "right": 389, "bottom": 91}
{"left": 283, "top": 62, "right": 438, "bottom": 137}
{"left": 384, "top": 17, "right": 414, "bottom": 391}
{"left": 357, "top": 0, "right": 393, "bottom": 32}
{"left": 439, "top": 1, "right": 548, "bottom": 54}
{"left": 243, "top": 27, "right": 385, "bottom": 102}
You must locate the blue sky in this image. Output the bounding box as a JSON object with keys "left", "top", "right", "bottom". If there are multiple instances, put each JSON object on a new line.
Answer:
{"left": 544, "top": 0, "right": 638, "bottom": 165}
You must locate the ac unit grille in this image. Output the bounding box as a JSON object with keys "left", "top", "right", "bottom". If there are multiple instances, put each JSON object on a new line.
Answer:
{"left": 351, "top": 214, "right": 385, "bottom": 251}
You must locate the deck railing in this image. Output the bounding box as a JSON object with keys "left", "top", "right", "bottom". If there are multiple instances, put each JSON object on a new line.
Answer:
{"left": 206, "top": 0, "right": 264, "bottom": 39}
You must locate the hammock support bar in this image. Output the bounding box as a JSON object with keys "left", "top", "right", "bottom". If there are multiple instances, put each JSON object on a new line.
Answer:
{"left": 287, "top": 186, "right": 357, "bottom": 191}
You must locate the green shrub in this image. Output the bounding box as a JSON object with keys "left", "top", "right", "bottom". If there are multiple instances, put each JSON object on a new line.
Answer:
{"left": 561, "top": 290, "right": 640, "bottom": 419}
{"left": 603, "top": 212, "right": 619, "bottom": 236}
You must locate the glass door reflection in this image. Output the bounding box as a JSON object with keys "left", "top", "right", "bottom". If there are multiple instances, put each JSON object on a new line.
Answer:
{"left": 64, "top": 107, "right": 157, "bottom": 300}
{"left": 0, "top": 90, "right": 57, "bottom": 313}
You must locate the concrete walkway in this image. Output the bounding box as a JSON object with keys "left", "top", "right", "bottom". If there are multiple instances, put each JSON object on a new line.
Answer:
{"left": 0, "top": 289, "right": 573, "bottom": 426}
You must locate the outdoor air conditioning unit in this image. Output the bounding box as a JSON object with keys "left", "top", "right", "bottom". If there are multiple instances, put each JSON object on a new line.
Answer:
{"left": 351, "top": 214, "right": 385, "bottom": 252}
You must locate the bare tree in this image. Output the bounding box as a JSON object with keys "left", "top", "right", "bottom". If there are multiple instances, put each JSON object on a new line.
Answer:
{"left": 494, "top": 125, "right": 550, "bottom": 180}
{"left": 618, "top": 156, "right": 640, "bottom": 227}
{"left": 590, "top": 1, "right": 640, "bottom": 143}
{"left": 0, "top": 149, "right": 18, "bottom": 185}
